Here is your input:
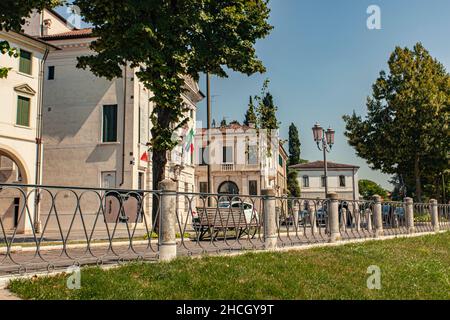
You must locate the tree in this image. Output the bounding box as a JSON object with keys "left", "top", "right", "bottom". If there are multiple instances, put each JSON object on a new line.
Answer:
{"left": 0, "top": 0, "right": 60, "bottom": 77}
{"left": 358, "top": 179, "right": 388, "bottom": 200}
{"left": 73, "top": 0, "right": 273, "bottom": 192}
{"left": 287, "top": 123, "right": 301, "bottom": 197}
{"left": 288, "top": 123, "right": 300, "bottom": 165}
{"left": 243, "top": 96, "right": 257, "bottom": 127}
{"left": 343, "top": 43, "right": 450, "bottom": 202}
{"left": 255, "top": 80, "right": 279, "bottom": 156}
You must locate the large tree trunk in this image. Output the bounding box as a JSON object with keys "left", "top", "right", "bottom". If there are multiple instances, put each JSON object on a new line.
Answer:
{"left": 414, "top": 154, "right": 422, "bottom": 202}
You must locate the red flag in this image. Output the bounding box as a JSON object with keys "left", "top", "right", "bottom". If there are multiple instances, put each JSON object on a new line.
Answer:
{"left": 140, "top": 152, "right": 149, "bottom": 162}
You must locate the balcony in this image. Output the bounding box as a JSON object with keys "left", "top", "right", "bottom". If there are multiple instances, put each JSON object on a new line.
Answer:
{"left": 221, "top": 164, "right": 235, "bottom": 172}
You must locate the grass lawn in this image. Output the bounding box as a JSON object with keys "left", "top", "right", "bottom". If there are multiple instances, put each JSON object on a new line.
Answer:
{"left": 8, "top": 232, "right": 450, "bottom": 300}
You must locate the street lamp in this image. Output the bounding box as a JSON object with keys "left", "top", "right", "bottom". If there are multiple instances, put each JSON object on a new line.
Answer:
{"left": 312, "top": 123, "right": 335, "bottom": 197}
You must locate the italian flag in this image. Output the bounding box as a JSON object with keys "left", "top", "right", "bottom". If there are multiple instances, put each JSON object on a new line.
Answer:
{"left": 184, "top": 128, "right": 195, "bottom": 154}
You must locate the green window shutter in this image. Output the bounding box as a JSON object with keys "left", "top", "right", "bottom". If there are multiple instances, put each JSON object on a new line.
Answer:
{"left": 19, "top": 50, "right": 32, "bottom": 75}
{"left": 103, "top": 105, "right": 118, "bottom": 142}
{"left": 17, "top": 96, "right": 30, "bottom": 127}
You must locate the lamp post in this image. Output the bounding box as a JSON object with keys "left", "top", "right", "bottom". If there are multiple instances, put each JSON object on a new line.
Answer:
{"left": 312, "top": 123, "right": 335, "bottom": 197}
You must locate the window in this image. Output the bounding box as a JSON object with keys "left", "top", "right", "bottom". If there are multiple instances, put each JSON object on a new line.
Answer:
{"left": 138, "top": 107, "right": 146, "bottom": 143}
{"left": 138, "top": 172, "right": 144, "bottom": 190}
{"left": 247, "top": 145, "right": 258, "bottom": 165}
{"left": 102, "top": 105, "right": 118, "bottom": 142}
{"left": 302, "top": 176, "right": 309, "bottom": 188}
{"left": 19, "top": 50, "right": 32, "bottom": 75}
{"left": 16, "top": 96, "right": 30, "bottom": 127}
{"left": 279, "top": 155, "right": 283, "bottom": 167}
{"left": 339, "top": 175, "right": 346, "bottom": 187}
{"left": 198, "top": 147, "right": 208, "bottom": 165}
{"left": 249, "top": 180, "right": 258, "bottom": 195}
{"left": 321, "top": 176, "right": 327, "bottom": 188}
{"left": 199, "top": 182, "right": 208, "bottom": 194}
{"left": 48, "top": 66, "right": 55, "bottom": 80}
{"left": 222, "top": 146, "right": 233, "bottom": 163}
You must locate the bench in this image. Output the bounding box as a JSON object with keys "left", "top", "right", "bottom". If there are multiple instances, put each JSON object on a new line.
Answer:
{"left": 193, "top": 207, "right": 261, "bottom": 240}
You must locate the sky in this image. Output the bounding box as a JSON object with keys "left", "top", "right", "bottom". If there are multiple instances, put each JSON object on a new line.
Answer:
{"left": 57, "top": 0, "right": 450, "bottom": 189}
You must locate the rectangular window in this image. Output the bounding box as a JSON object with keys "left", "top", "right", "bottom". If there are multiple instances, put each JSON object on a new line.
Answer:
{"left": 139, "top": 107, "right": 146, "bottom": 144}
{"left": 321, "top": 176, "right": 327, "bottom": 188}
{"left": 223, "top": 146, "right": 233, "bottom": 163}
{"left": 247, "top": 145, "right": 258, "bottom": 165}
{"left": 102, "top": 105, "right": 118, "bottom": 142}
{"left": 198, "top": 147, "right": 208, "bottom": 165}
{"left": 279, "top": 155, "right": 283, "bottom": 167}
{"left": 199, "top": 182, "right": 208, "bottom": 194}
{"left": 303, "top": 176, "right": 309, "bottom": 188}
{"left": 16, "top": 96, "right": 30, "bottom": 127}
{"left": 339, "top": 175, "right": 346, "bottom": 187}
{"left": 48, "top": 66, "right": 55, "bottom": 80}
{"left": 138, "top": 172, "right": 144, "bottom": 190}
{"left": 249, "top": 180, "right": 258, "bottom": 196}
{"left": 19, "top": 50, "right": 32, "bottom": 75}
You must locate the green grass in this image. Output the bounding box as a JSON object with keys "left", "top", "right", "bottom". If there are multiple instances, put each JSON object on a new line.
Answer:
{"left": 8, "top": 232, "right": 450, "bottom": 300}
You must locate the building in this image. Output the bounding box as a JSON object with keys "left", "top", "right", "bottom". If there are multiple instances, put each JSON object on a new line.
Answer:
{"left": 194, "top": 123, "right": 288, "bottom": 205}
{"left": 290, "top": 161, "right": 359, "bottom": 200}
{"left": 0, "top": 30, "right": 57, "bottom": 233}
{"left": 20, "top": 9, "right": 203, "bottom": 232}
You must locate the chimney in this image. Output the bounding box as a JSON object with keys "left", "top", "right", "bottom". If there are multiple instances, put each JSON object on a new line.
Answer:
{"left": 42, "top": 19, "right": 52, "bottom": 36}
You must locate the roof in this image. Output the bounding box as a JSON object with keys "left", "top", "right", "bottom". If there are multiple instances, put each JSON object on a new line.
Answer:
{"left": 1, "top": 30, "right": 60, "bottom": 51}
{"left": 40, "top": 28, "right": 94, "bottom": 40}
{"left": 289, "top": 161, "right": 359, "bottom": 170}
{"left": 197, "top": 123, "right": 256, "bottom": 134}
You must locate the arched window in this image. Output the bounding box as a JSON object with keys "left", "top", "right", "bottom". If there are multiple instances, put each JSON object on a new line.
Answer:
{"left": 218, "top": 181, "right": 240, "bottom": 195}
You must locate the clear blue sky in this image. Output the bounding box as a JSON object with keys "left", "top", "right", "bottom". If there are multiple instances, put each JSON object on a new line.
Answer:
{"left": 58, "top": 0, "right": 450, "bottom": 189}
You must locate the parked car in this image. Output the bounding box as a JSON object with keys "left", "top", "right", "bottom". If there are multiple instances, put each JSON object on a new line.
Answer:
{"left": 217, "top": 201, "right": 259, "bottom": 224}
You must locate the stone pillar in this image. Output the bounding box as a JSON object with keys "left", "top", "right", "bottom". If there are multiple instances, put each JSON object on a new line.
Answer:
{"left": 373, "top": 195, "right": 383, "bottom": 237}
{"left": 405, "top": 197, "right": 415, "bottom": 234}
{"left": 327, "top": 193, "right": 341, "bottom": 242}
{"left": 262, "top": 189, "right": 277, "bottom": 250}
{"left": 430, "top": 199, "right": 439, "bottom": 232}
{"left": 158, "top": 179, "right": 177, "bottom": 261}
{"left": 365, "top": 208, "right": 373, "bottom": 232}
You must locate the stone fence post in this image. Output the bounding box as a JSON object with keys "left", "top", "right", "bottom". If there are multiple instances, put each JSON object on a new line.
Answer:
{"left": 373, "top": 195, "right": 383, "bottom": 237}
{"left": 405, "top": 197, "right": 415, "bottom": 234}
{"left": 158, "top": 179, "right": 177, "bottom": 261}
{"left": 327, "top": 193, "right": 341, "bottom": 242}
{"left": 430, "top": 199, "right": 439, "bottom": 232}
{"left": 262, "top": 189, "right": 277, "bottom": 250}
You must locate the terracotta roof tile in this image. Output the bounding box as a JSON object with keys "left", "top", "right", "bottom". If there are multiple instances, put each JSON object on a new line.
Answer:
{"left": 40, "top": 28, "right": 94, "bottom": 40}
{"left": 289, "top": 161, "right": 359, "bottom": 170}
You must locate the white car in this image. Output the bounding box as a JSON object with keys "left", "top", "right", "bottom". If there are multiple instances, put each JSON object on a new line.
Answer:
{"left": 217, "top": 201, "right": 259, "bottom": 224}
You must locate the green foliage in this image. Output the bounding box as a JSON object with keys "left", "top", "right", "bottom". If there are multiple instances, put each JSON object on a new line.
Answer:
{"left": 288, "top": 123, "right": 301, "bottom": 165}
{"left": 0, "top": 0, "right": 61, "bottom": 32}
{"left": 287, "top": 123, "right": 301, "bottom": 197}
{"left": 358, "top": 179, "right": 388, "bottom": 200}
{"left": 243, "top": 96, "right": 257, "bottom": 127}
{"left": 343, "top": 43, "right": 450, "bottom": 202}
{"left": 73, "top": 0, "right": 273, "bottom": 188}
{"left": 0, "top": 40, "right": 18, "bottom": 78}
{"left": 0, "top": 0, "right": 60, "bottom": 78}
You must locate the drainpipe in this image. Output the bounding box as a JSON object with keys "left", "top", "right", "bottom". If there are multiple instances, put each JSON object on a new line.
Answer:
{"left": 34, "top": 47, "right": 49, "bottom": 232}
{"left": 120, "top": 65, "right": 127, "bottom": 186}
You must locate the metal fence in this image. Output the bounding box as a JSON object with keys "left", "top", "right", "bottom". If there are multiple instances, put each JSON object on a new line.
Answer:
{"left": 1, "top": 182, "right": 449, "bottom": 276}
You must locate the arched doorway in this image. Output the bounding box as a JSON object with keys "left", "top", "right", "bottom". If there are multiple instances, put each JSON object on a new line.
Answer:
{"left": 0, "top": 147, "right": 30, "bottom": 232}
{"left": 218, "top": 181, "right": 239, "bottom": 195}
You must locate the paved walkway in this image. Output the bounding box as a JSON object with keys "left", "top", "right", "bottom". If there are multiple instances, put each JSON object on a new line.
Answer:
{"left": 0, "top": 289, "right": 20, "bottom": 300}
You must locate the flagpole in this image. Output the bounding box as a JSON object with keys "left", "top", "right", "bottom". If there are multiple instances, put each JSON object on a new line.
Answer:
{"left": 206, "top": 73, "right": 212, "bottom": 206}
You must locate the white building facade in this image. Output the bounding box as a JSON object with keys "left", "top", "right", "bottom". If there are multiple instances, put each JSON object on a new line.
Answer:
{"left": 0, "top": 30, "right": 57, "bottom": 232}
{"left": 19, "top": 10, "right": 203, "bottom": 232}
{"left": 290, "top": 161, "right": 359, "bottom": 200}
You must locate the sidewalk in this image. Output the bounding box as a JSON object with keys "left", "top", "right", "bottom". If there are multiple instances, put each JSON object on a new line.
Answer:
{"left": 0, "top": 288, "right": 20, "bottom": 300}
